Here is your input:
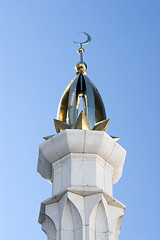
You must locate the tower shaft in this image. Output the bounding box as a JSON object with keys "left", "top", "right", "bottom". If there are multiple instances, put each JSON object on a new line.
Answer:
{"left": 38, "top": 130, "right": 126, "bottom": 240}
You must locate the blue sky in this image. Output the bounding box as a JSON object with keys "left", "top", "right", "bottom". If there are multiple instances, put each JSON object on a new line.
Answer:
{"left": 1, "top": 1, "right": 160, "bottom": 239}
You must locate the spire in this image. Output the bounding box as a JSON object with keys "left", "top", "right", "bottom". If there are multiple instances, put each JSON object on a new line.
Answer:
{"left": 73, "top": 32, "right": 91, "bottom": 75}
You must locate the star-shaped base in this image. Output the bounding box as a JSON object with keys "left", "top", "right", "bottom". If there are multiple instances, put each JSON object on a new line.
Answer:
{"left": 43, "top": 111, "right": 120, "bottom": 142}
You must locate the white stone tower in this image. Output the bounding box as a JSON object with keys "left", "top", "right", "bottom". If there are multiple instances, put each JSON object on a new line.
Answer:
{"left": 37, "top": 33, "right": 126, "bottom": 240}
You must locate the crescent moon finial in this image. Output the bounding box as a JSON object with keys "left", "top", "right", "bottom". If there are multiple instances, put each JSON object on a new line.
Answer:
{"left": 73, "top": 32, "right": 91, "bottom": 46}
{"left": 73, "top": 32, "right": 91, "bottom": 75}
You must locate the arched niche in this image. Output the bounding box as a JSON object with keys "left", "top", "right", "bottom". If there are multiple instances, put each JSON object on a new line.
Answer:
{"left": 61, "top": 199, "right": 82, "bottom": 240}
{"left": 89, "top": 200, "right": 109, "bottom": 240}
{"left": 42, "top": 215, "right": 56, "bottom": 240}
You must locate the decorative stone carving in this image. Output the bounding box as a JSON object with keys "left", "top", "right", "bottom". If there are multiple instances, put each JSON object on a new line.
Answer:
{"left": 39, "top": 192, "right": 125, "bottom": 240}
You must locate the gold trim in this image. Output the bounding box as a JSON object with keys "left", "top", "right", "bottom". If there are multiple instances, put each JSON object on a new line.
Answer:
{"left": 54, "top": 119, "right": 70, "bottom": 133}
{"left": 93, "top": 119, "right": 110, "bottom": 132}
{"left": 75, "top": 111, "right": 90, "bottom": 130}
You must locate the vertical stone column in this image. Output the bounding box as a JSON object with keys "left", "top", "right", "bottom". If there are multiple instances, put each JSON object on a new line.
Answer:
{"left": 38, "top": 129, "right": 126, "bottom": 240}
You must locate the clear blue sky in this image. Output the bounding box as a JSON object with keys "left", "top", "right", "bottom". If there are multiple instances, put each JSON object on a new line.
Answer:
{"left": 1, "top": 1, "right": 160, "bottom": 239}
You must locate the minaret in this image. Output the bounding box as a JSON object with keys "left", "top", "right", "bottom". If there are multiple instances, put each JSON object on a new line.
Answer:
{"left": 37, "top": 32, "right": 126, "bottom": 240}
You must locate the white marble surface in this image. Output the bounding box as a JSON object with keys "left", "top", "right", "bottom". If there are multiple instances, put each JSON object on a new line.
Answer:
{"left": 38, "top": 129, "right": 126, "bottom": 240}
{"left": 51, "top": 153, "right": 113, "bottom": 196}
{"left": 38, "top": 129, "right": 126, "bottom": 185}
{"left": 39, "top": 191, "right": 125, "bottom": 240}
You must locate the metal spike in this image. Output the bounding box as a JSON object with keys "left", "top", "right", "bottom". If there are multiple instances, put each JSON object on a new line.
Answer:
{"left": 54, "top": 119, "right": 71, "bottom": 133}
{"left": 75, "top": 111, "right": 90, "bottom": 130}
{"left": 93, "top": 119, "right": 110, "bottom": 132}
{"left": 43, "top": 135, "right": 54, "bottom": 141}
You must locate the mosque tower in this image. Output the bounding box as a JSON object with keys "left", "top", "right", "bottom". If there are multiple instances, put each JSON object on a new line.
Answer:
{"left": 37, "top": 33, "right": 126, "bottom": 240}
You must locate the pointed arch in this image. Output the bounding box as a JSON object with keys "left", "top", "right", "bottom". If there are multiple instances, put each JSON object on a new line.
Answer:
{"left": 42, "top": 216, "right": 56, "bottom": 240}
{"left": 61, "top": 199, "right": 82, "bottom": 240}
{"left": 89, "top": 200, "right": 109, "bottom": 240}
